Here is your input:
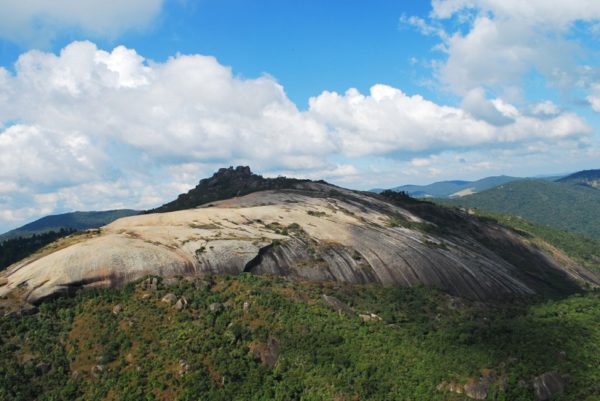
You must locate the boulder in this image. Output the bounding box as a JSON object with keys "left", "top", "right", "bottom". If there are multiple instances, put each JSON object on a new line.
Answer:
{"left": 464, "top": 379, "right": 488, "bottom": 400}
{"left": 91, "top": 364, "right": 104, "bottom": 378}
{"left": 178, "top": 359, "right": 190, "bottom": 377}
{"left": 35, "top": 362, "right": 51, "bottom": 375}
{"left": 359, "top": 313, "right": 382, "bottom": 322}
{"left": 436, "top": 381, "right": 463, "bottom": 394}
{"left": 161, "top": 293, "right": 177, "bottom": 305}
{"left": 163, "top": 277, "right": 181, "bottom": 286}
{"left": 533, "top": 372, "right": 565, "bottom": 400}
{"left": 112, "top": 304, "right": 122, "bottom": 315}
{"left": 20, "top": 303, "right": 38, "bottom": 316}
{"left": 142, "top": 277, "right": 159, "bottom": 291}
{"left": 187, "top": 278, "right": 211, "bottom": 291}
{"left": 251, "top": 337, "right": 281, "bottom": 368}
{"left": 208, "top": 302, "right": 224, "bottom": 313}
{"left": 321, "top": 294, "right": 354, "bottom": 316}
{"left": 175, "top": 297, "right": 188, "bottom": 311}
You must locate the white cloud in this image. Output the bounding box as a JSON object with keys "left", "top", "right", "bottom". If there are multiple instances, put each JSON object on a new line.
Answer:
{"left": 420, "top": 0, "right": 600, "bottom": 102}
{"left": 410, "top": 158, "right": 431, "bottom": 167}
{"left": 588, "top": 85, "right": 600, "bottom": 112}
{"left": 0, "top": 41, "right": 593, "bottom": 232}
{"left": 0, "top": 0, "right": 165, "bottom": 46}
{"left": 461, "top": 87, "right": 514, "bottom": 126}
{"left": 309, "top": 84, "right": 590, "bottom": 157}
{"left": 431, "top": 0, "right": 600, "bottom": 26}
{"left": 531, "top": 101, "right": 560, "bottom": 116}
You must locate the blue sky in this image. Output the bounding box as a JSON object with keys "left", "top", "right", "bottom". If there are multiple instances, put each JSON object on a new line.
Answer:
{"left": 0, "top": 0, "right": 599, "bottom": 231}
{"left": 0, "top": 1, "right": 441, "bottom": 106}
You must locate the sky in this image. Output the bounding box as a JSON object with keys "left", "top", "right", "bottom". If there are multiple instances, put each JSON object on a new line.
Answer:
{"left": 0, "top": 0, "right": 600, "bottom": 232}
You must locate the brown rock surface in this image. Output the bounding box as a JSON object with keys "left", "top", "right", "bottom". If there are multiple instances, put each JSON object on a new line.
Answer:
{"left": 0, "top": 178, "right": 598, "bottom": 304}
{"left": 533, "top": 372, "right": 566, "bottom": 400}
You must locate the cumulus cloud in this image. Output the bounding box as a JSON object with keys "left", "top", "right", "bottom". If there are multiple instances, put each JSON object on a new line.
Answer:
{"left": 588, "top": 85, "right": 600, "bottom": 112}
{"left": 531, "top": 101, "right": 561, "bottom": 116}
{"left": 0, "top": 0, "right": 165, "bottom": 46}
{"left": 412, "top": 0, "right": 600, "bottom": 102}
{"left": 461, "top": 87, "right": 514, "bottom": 126}
{"left": 309, "top": 84, "right": 589, "bottom": 157}
{"left": 0, "top": 41, "right": 593, "bottom": 231}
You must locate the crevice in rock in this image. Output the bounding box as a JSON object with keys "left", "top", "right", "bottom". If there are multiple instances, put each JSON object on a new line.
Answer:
{"left": 243, "top": 243, "right": 275, "bottom": 273}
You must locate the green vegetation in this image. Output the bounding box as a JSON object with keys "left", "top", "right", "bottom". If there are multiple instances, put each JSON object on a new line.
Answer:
{"left": 440, "top": 179, "right": 600, "bottom": 239}
{"left": 557, "top": 169, "right": 600, "bottom": 189}
{"left": 387, "top": 215, "right": 432, "bottom": 232}
{"left": 0, "top": 229, "right": 75, "bottom": 270}
{"left": 463, "top": 209, "right": 600, "bottom": 273}
{"left": 149, "top": 166, "right": 313, "bottom": 214}
{"left": 0, "top": 210, "right": 138, "bottom": 242}
{"left": 2, "top": 275, "right": 600, "bottom": 400}
{"left": 381, "top": 175, "right": 520, "bottom": 198}
{"left": 306, "top": 210, "right": 327, "bottom": 217}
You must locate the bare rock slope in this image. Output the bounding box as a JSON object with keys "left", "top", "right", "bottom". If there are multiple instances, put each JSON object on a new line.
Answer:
{"left": 1, "top": 167, "right": 598, "bottom": 303}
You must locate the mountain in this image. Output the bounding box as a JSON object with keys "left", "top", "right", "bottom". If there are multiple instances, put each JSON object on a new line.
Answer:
{"left": 377, "top": 175, "right": 521, "bottom": 198}
{"left": 440, "top": 178, "right": 600, "bottom": 239}
{"left": 1, "top": 167, "right": 598, "bottom": 306}
{"left": 557, "top": 169, "right": 600, "bottom": 189}
{"left": 2, "top": 167, "right": 600, "bottom": 401}
{"left": 0, "top": 209, "right": 140, "bottom": 242}
{"left": 148, "top": 166, "right": 315, "bottom": 214}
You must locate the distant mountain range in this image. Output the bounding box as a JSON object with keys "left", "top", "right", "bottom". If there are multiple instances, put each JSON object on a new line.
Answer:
{"left": 0, "top": 209, "right": 139, "bottom": 242}
{"left": 557, "top": 169, "right": 600, "bottom": 189}
{"left": 373, "top": 175, "right": 520, "bottom": 198}
{"left": 374, "top": 174, "right": 566, "bottom": 198}
{"left": 439, "top": 170, "right": 600, "bottom": 239}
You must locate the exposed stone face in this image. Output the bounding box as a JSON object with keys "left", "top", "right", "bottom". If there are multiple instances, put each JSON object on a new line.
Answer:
{"left": 174, "top": 297, "right": 188, "bottom": 310}
{"left": 533, "top": 372, "right": 565, "bottom": 400}
{"left": 161, "top": 293, "right": 177, "bottom": 305}
{"left": 142, "top": 277, "right": 158, "bottom": 291}
{"left": 321, "top": 294, "right": 354, "bottom": 316}
{"left": 464, "top": 379, "right": 489, "bottom": 400}
{"left": 359, "top": 313, "right": 381, "bottom": 322}
{"left": 0, "top": 178, "right": 598, "bottom": 304}
{"left": 251, "top": 337, "right": 281, "bottom": 369}
{"left": 208, "top": 302, "right": 224, "bottom": 313}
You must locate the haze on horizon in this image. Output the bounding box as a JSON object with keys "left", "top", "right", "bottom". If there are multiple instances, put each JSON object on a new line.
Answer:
{"left": 0, "top": 0, "right": 599, "bottom": 232}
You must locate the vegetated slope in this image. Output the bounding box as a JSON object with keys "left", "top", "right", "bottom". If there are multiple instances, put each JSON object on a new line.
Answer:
{"left": 1, "top": 274, "right": 599, "bottom": 401}
{"left": 0, "top": 210, "right": 139, "bottom": 242}
{"left": 452, "top": 209, "right": 600, "bottom": 274}
{"left": 374, "top": 176, "right": 520, "bottom": 198}
{"left": 0, "top": 229, "right": 75, "bottom": 271}
{"left": 1, "top": 167, "right": 598, "bottom": 306}
{"left": 440, "top": 179, "right": 600, "bottom": 240}
{"left": 557, "top": 169, "right": 600, "bottom": 189}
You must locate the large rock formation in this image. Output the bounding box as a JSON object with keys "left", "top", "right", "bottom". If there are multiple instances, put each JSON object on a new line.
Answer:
{"left": 0, "top": 167, "right": 598, "bottom": 304}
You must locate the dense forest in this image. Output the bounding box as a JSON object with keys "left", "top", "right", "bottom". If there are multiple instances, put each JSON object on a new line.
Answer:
{"left": 1, "top": 274, "right": 599, "bottom": 400}
{"left": 439, "top": 179, "right": 600, "bottom": 239}
{"left": 0, "top": 229, "right": 75, "bottom": 270}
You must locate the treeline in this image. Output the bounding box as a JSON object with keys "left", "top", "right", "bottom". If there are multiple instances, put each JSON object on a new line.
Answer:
{"left": 0, "top": 229, "right": 75, "bottom": 270}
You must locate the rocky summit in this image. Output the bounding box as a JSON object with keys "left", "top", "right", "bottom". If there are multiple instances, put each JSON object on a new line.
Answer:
{"left": 0, "top": 167, "right": 598, "bottom": 304}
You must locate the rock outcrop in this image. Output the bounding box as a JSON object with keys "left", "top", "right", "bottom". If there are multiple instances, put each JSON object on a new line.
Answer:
{"left": 0, "top": 167, "right": 598, "bottom": 304}
{"left": 533, "top": 372, "right": 566, "bottom": 400}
